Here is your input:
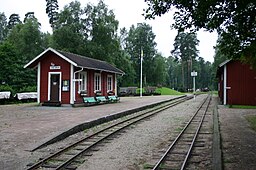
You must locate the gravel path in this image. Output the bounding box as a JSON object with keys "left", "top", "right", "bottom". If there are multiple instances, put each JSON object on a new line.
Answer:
{"left": 78, "top": 95, "right": 208, "bottom": 170}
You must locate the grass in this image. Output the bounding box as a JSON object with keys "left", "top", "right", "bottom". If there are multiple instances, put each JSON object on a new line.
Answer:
{"left": 229, "top": 105, "right": 256, "bottom": 109}
{"left": 245, "top": 115, "right": 256, "bottom": 131}
{"left": 155, "top": 87, "right": 183, "bottom": 95}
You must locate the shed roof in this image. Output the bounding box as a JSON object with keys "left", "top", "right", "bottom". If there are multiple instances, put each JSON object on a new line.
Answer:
{"left": 24, "top": 48, "right": 124, "bottom": 75}
{"left": 218, "top": 59, "right": 231, "bottom": 68}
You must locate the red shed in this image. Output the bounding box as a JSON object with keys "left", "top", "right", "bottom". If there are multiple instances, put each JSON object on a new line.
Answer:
{"left": 24, "top": 48, "right": 124, "bottom": 106}
{"left": 217, "top": 60, "right": 256, "bottom": 106}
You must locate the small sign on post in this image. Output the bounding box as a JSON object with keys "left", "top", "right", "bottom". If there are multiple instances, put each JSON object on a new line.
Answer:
{"left": 191, "top": 71, "right": 197, "bottom": 100}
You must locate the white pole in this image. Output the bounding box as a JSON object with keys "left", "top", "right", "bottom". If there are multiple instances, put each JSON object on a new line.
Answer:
{"left": 140, "top": 48, "right": 143, "bottom": 98}
{"left": 193, "top": 76, "right": 195, "bottom": 100}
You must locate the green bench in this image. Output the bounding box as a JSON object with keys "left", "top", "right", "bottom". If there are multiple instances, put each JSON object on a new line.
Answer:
{"left": 107, "top": 95, "right": 120, "bottom": 103}
{"left": 83, "top": 97, "right": 99, "bottom": 106}
{"left": 96, "top": 96, "right": 108, "bottom": 103}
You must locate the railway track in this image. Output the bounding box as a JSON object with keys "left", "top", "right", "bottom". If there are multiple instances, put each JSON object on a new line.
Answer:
{"left": 151, "top": 94, "right": 212, "bottom": 170}
{"left": 26, "top": 95, "right": 193, "bottom": 170}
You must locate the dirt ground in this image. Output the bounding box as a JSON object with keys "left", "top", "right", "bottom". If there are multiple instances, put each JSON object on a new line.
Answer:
{"left": 218, "top": 105, "right": 256, "bottom": 170}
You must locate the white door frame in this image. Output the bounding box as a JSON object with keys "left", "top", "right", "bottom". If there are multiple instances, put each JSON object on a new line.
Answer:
{"left": 48, "top": 72, "right": 62, "bottom": 101}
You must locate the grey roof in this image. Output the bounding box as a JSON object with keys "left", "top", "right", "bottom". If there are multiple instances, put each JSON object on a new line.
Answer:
{"left": 24, "top": 48, "right": 124, "bottom": 75}
{"left": 57, "top": 50, "right": 124, "bottom": 75}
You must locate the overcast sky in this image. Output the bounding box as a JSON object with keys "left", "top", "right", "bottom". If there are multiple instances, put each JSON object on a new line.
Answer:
{"left": 1, "top": 0, "right": 218, "bottom": 62}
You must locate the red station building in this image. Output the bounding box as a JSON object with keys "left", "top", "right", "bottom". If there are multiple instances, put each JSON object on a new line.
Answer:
{"left": 217, "top": 60, "right": 256, "bottom": 106}
{"left": 24, "top": 48, "right": 124, "bottom": 106}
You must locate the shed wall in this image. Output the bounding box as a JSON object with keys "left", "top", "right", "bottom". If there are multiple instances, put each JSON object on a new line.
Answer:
{"left": 227, "top": 61, "right": 256, "bottom": 105}
{"left": 40, "top": 52, "right": 71, "bottom": 104}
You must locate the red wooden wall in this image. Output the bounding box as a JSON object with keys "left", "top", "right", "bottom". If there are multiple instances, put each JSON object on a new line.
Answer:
{"left": 226, "top": 61, "right": 256, "bottom": 105}
{"left": 40, "top": 51, "right": 71, "bottom": 104}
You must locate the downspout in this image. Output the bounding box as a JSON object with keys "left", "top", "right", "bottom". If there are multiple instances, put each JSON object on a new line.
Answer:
{"left": 223, "top": 65, "right": 227, "bottom": 105}
{"left": 73, "top": 66, "right": 83, "bottom": 103}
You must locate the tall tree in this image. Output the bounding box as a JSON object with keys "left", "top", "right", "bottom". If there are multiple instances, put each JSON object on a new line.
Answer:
{"left": 52, "top": 1, "right": 87, "bottom": 54}
{"left": 7, "top": 14, "right": 21, "bottom": 29}
{"left": 0, "top": 12, "right": 8, "bottom": 42}
{"left": 46, "top": 0, "right": 59, "bottom": 30}
{"left": 124, "top": 23, "right": 157, "bottom": 86}
{"left": 86, "top": 0, "right": 120, "bottom": 64}
{"left": 144, "top": 0, "right": 256, "bottom": 67}
{"left": 152, "top": 53, "right": 167, "bottom": 86}
{"left": 6, "top": 17, "right": 42, "bottom": 90}
{"left": 171, "top": 32, "right": 199, "bottom": 91}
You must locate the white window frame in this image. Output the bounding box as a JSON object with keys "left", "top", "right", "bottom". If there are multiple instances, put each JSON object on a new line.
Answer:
{"left": 107, "top": 75, "right": 113, "bottom": 92}
{"left": 78, "top": 71, "right": 87, "bottom": 93}
{"left": 94, "top": 73, "right": 101, "bottom": 91}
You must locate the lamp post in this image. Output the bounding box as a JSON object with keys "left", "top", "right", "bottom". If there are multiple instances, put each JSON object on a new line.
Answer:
{"left": 140, "top": 48, "right": 143, "bottom": 98}
{"left": 191, "top": 70, "right": 197, "bottom": 100}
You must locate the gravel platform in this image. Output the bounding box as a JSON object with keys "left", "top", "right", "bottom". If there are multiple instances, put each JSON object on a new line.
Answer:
{"left": 218, "top": 106, "right": 256, "bottom": 170}
{"left": 0, "top": 95, "right": 181, "bottom": 170}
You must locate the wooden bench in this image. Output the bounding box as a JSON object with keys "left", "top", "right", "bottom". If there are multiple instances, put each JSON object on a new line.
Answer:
{"left": 83, "top": 97, "right": 99, "bottom": 106}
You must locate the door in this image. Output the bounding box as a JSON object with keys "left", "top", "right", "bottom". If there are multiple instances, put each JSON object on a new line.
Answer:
{"left": 50, "top": 74, "right": 60, "bottom": 101}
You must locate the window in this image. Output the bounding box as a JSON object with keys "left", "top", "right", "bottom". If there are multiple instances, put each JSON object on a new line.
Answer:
{"left": 94, "top": 73, "right": 101, "bottom": 91}
{"left": 107, "top": 75, "right": 113, "bottom": 91}
{"left": 79, "top": 72, "right": 87, "bottom": 92}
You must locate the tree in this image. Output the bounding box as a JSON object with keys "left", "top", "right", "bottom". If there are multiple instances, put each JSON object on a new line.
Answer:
{"left": 52, "top": 1, "right": 87, "bottom": 54}
{"left": 152, "top": 53, "right": 167, "bottom": 86}
{"left": 46, "top": 0, "right": 59, "bottom": 30}
{"left": 7, "top": 14, "right": 21, "bottom": 29}
{"left": 86, "top": 0, "right": 120, "bottom": 64}
{"left": 6, "top": 17, "right": 42, "bottom": 90}
{"left": 0, "top": 13, "right": 8, "bottom": 42}
{"left": 124, "top": 23, "right": 157, "bottom": 86}
{"left": 144, "top": 0, "right": 256, "bottom": 67}
{"left": 0, "top": 42, "right": 19, "bottom": 87}
{"left": 171, "top": 32, "right": 199, "bottom": 91}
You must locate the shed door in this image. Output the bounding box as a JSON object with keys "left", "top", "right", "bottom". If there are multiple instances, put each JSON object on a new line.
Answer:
{"left": 50, "top": 74, "right": 60, "bottom": 101}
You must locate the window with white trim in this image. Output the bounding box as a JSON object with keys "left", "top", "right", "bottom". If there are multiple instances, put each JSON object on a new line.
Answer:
{"left": 78, "top": 71, "right": 87, "bottom": 92}
{"left": 107, "top": 75, "right": 113, "bottom": 91}
{"left": 94, "top": 73, "right": 101, "bottom": 91}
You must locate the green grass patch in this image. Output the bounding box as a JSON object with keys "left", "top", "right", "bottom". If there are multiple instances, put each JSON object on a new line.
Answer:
{"left": 245, "top": 115, "right": 256, "bottom": 131}
{"left": 155, "top": 87, "right": 183, "bottom": 95}
{"left": 229, "top": 105, "right": 256, "bottom": 109}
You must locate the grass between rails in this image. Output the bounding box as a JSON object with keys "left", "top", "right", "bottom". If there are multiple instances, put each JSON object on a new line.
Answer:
{"left": 245, "top": 115, "right": 256, "bottom": 131}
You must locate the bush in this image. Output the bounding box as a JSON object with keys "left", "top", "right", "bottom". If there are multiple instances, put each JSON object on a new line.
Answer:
{"left": 0, "top": 85, "right": 14, "bottom": 93}
{"left": 19, "top": 86, "right": 37, "bottom": 92}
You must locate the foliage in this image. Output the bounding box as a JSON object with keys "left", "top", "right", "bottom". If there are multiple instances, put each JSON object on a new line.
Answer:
{"left": 0, "top": 13, "right": 8, "bottom": 42}
{"left": 19, "top": 85, "right": 37, "bottom": 92}
{"left": 155, "top": 87, "right": 183, "bottom": 95}
{"left": 0, "top": 85, "right": 14, "bottom": 93}
{"left": 124, "top": 23, "right": 157, "bottom": 86}
{"left": 0, "top": 0, "right": 216, "bottom": 94}
{"left": 7, "top": 13, "right": 21, "bottom": 29}
{"left": 46, "top": 0, "right": 59, "bottom": 30}
{"left": 144, "top": 0, "right": 256, "bottom": 67}
{"left": 171, "top": 31, "right": 199, "bottom": 91}
{"left": 86, "top": 0, "right": 120, "bottom": 64}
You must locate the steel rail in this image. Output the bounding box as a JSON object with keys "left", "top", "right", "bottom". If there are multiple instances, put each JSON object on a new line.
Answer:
{"left": 152, "top": 94, "right": 211, "bottom": 170}
{"left": 27, "top": 95, "right": 192, "bottom": 170}
{"left": 180, "top": 96, "right": 211, "bottom": 170}
{"left": 55, "top": 96, "right": 193, "bottom": 169}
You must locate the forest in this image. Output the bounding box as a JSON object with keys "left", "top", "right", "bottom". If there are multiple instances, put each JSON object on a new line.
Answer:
{"left": 0, "top": 0, "right": 230, "bottom": 94}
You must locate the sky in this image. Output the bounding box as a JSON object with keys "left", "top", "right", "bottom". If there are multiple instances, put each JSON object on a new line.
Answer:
{"left": 1, "top": 0, "right": 218, "bottom": 62}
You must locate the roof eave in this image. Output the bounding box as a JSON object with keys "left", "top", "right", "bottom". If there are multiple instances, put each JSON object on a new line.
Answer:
{"left": 77, "top": 65, "right": 124, "bottom": 75}
{"left": 24, "top": 47, "right": 78, "bottom": 68}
